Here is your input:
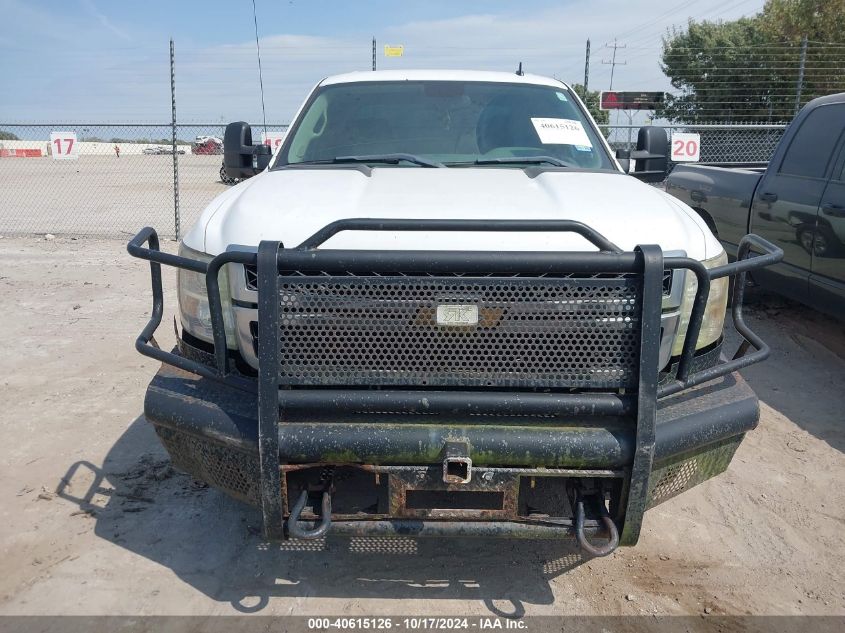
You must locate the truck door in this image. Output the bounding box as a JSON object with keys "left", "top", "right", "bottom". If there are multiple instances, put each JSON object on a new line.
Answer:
{"left": 809, "top": 140, "right": 845, "bottom": 317}
{"left": 750, "top": 103, "right": 845, "bottom": 304}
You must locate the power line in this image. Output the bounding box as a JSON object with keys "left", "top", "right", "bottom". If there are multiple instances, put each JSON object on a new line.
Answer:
{"left": 611, "top": 0, "right": 699, "bottom": 41}
{"left": 624, "top": 0, "right": 759, "bottom": 49}
{"left": 251, "top": 0, "right": 267, "bottom": 137}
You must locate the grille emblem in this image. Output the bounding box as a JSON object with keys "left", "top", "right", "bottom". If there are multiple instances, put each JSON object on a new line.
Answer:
{"left": 435, "top": 304, "right": 479, "bottom": 327}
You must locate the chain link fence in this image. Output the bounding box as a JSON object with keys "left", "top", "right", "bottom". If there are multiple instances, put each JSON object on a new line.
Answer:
{"left": 601, "top": 124, "right": 787, "bottom": 165}
{"left": 0, "top": 123, "right": 288, "bottom": 239}
{"left": 0, "top": 122, "right": 784, "bottom": 239}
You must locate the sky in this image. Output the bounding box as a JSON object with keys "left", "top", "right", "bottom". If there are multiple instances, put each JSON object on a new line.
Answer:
{"left": 0, "top": 0, "right": 767, "bottom": 124}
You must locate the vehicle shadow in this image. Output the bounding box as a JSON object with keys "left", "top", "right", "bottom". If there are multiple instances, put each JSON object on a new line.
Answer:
{"left": 725, "top": 288, "right": 845, "bottom": 453}
{"left": 56, "top": 416, "right": 590, "bottom": 616}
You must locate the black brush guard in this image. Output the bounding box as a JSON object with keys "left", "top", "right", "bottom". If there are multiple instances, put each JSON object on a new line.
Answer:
{"left": 128, "top": 219, "right": 782, "bottom": 551}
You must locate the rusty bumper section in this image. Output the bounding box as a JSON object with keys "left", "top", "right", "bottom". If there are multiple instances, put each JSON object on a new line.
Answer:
{"left": 146, "top": 361, "right": 757, "bottom": 540}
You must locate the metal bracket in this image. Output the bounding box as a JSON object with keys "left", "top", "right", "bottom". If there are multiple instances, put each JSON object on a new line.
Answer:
{"left": 619, "top": 244, "right": 663, "bottom": 546}
{"left": 257, "top": 240, "right": 284, "bottom": 540}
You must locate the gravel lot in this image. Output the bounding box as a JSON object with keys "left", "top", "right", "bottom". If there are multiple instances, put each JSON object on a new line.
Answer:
{"left": 0, "top": 236, "right": 843, "bottom": 617}
{"left": 0, "top": 155, "right": 227, "bottom": 238}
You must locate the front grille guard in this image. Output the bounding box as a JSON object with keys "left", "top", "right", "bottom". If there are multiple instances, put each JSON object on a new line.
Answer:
{"left": 127, "top": 218, "right": 782, "bottom": 542}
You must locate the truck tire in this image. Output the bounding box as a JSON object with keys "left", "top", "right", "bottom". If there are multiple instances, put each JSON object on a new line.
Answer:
{"left": 220, "top": 163, "right": 238, "bottom": 186}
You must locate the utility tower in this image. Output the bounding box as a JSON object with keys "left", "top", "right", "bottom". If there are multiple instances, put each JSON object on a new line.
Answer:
{"left": 602, "top": 39, "right": 626, "bottom": 91}
{"left": 602, "top": 39, "right": 628, "bottom": 142}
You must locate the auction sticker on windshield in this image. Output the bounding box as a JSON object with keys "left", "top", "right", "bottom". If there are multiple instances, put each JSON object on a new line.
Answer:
{"left": 531, "top": 118, "right": 592, "bottom": 147}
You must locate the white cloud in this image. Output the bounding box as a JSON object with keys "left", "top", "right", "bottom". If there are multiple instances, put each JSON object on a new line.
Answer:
{"left": 181, "top": 0, "right": 764, "bottom": 122}
{"left": 81, "top": 0, "right": 133, "bottom": 41}
{"left": 82, "top": 0, "right": 132, "bottom": 41}
{"left": 0, "top": 0, "right": 766, "bottom": 122}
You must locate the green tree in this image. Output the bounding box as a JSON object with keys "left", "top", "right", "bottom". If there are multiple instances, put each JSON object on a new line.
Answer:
{"left": 760, "top": 0, "right": 845, "bottom": 107}
{"left": 658, "top": 1, "right": 845, "bottom": 122}
{"left": 572, "top": 84, "right": 609, "bottom": 126}
{"left": 659, "top": 17, "right": 784, "bottom": 122}
{"left": 0, "top": 130, "right": 19, "bottom": 140}
{"left": 760, "top": 0, "right": 845, "bottom": 41}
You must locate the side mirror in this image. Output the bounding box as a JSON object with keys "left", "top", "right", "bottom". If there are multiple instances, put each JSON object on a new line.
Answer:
{"left": 615, "top": 148, "right": 631, "bottom": 173}
{"left": 223, "top": 122, "right": 271, "bottom": 179}
{"left": 630, "top": 126, "right": 668, "bottom": 183}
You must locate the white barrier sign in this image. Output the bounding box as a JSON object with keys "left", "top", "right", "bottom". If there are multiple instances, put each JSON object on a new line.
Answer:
{"left": 50, "top": 131, "right": 79, "bottom": 160}
{"left": 262, "top": 132, "right": 286, "bottom": 153}
{"left": 671, "top": 132, "right": 700, "bottom": 162}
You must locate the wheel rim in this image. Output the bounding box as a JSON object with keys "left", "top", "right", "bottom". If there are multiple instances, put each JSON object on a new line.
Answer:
{"left": 800, "top": 230, "right": 814, "bottom": 252}
{"left": 814, "top": 233, "right": 828, "bottom": 256}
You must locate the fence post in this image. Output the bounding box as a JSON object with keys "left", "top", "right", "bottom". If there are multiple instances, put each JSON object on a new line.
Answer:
{"left": 170, "top": 38, "right": 180, "bottom": 240}
{"left": 794, "top": 35, "right": 808, "bottom": 116}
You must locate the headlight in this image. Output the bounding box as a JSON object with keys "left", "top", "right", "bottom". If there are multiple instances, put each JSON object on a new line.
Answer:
{"left": 177, "top": 243, "right": 237, "bottom": 348}
{"left": 671, "top": 250, "right": 729, "bottom": 357}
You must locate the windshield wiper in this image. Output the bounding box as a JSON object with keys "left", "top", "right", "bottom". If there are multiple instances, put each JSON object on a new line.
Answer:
{"left": 328, "top": 153, "right": 445, "bottom": 168}
{"left": 462, "top": 156, "right": 575, "bottom": 168}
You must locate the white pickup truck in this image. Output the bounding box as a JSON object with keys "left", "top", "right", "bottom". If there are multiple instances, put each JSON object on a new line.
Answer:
{"left": 129, "top": 70, "right": 781, "bottom": 554}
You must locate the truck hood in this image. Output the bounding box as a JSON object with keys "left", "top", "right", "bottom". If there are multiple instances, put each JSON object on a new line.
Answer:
{"left": 189, "top": 168, "right": 720, "bottom": 260}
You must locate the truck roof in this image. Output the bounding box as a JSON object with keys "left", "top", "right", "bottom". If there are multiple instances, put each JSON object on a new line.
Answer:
{"left": 320, "top": 69, "right": 569, "bottom": 89}
{"left": 805, "top": 91, "right": 845, "bottom": 108}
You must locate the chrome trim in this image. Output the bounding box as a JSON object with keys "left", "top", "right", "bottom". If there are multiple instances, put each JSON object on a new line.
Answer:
{"left": 661, "top": 250, "right": 686, "bottom": 310}
{"left": 658, "top": 310, "right": 681, "bottom": 370}
{"left": 233, "top": 306, "right": 259, "bottom": 368}
{"left": 229, "top": 261, "right": 258, "bottom": 304}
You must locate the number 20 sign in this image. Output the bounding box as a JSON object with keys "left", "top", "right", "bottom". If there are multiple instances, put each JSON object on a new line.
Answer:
{"left": 671, "top": 132, "right": 700, "bottom": 162}
{"left": 50, "top": 131, "right": 79, "bottom": 160}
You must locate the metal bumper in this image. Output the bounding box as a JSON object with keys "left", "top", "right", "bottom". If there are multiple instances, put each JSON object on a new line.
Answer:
{"left": 144, "top": 359, "right": 758, "bottom": 538}
{"left": 129, "top": 220, "right": 781, "bottom": 549}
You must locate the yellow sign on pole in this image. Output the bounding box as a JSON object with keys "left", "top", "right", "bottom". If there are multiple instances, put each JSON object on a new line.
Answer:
{"left": 384, "top": 45, "right": 404, "bottom": 57}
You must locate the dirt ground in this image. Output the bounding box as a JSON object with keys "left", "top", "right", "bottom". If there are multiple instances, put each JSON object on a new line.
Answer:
{"left": 0, "top": 236, "right": 843, "bottom": 617}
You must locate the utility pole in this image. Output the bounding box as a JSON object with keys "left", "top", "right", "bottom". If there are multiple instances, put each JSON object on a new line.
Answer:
{"left": 170, "top": 38, "right": 180, "bottom": 240}
{"left": 372, "top": 37, "right": 376, "bottom": 71}
{"left": 584, "top": 38, "right": 590, "bottom": 92}
{"left": 794, "top": 35, "right": 808, "bottom": 115}
{"left": 602, "top": 39, "right": 627, "bottom": 145}
{"left": 602, "top": 39, "right": 627, "bottom": 91}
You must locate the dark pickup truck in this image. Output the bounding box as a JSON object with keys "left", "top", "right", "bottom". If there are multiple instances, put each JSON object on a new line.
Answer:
{"left": 666, "top": 93, "right": 845, "bottom": 317}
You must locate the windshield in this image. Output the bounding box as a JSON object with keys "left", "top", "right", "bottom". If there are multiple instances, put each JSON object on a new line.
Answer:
{"left": 276, "top": 80, "right": 615, "bottom": 171}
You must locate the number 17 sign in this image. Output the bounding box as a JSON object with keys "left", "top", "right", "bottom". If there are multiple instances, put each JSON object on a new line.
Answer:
{"left": 50, "top": 131, "right": 79, "bottom": 160}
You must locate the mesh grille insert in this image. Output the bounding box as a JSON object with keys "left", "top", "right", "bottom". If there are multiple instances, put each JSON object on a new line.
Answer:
{"left": 650, "top": 458, "right": 699, "bottom": 503}
{"left": 276, "top": 275, "right": 642, "bottom": 389}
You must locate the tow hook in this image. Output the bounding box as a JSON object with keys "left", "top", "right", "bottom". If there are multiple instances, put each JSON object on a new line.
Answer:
{"left": 572, "top": 484, "right": 619, "bottom": 557}
{"left": 287, "top": 467, "right": 333, "bottom": 539}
